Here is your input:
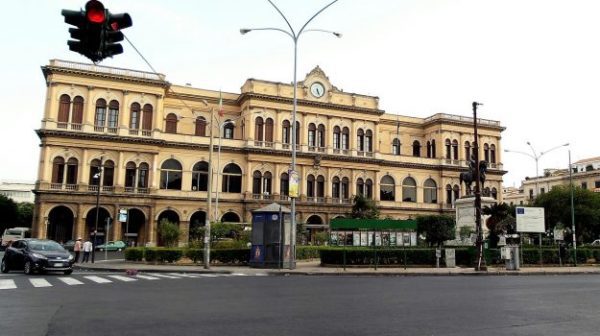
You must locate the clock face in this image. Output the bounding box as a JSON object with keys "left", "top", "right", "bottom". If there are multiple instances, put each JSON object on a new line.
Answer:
{"left": 310, "top": 82, "right": 325, "bottom": 98}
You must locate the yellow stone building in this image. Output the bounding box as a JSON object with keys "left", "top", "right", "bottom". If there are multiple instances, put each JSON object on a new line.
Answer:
{"left": 33, "top": 60, "right": 505, "bottom": 246}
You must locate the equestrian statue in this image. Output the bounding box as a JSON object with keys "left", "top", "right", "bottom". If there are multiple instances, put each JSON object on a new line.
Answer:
{"left": 459, "top": 156, "right": 487, "bottom": 195}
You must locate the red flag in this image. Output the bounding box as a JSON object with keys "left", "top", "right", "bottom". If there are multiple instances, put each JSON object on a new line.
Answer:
{"left": 218, "top": 91, "right": 224, "bottom": 117}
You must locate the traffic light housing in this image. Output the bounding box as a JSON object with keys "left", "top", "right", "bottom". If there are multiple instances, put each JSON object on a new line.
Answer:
{"left": 61, "top": 1, "right": 132, "bottom": 63}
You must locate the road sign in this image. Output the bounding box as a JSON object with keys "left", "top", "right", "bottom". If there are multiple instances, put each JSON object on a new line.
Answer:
{"left": 554, "top": 228, "right": 564, "bottom": 241}
{"left": 119, "top": 209, "right": 128, "bottom": 222}
{"left": 516, "top": 207, "right": 545, "bottom": 233}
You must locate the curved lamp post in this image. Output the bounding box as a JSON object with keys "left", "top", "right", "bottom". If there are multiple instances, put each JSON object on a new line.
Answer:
{"left": 241, "top": 0, "right": 341, "bottom": 269}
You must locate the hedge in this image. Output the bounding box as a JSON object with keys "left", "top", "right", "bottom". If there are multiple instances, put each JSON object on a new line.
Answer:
{"left": 124, "top": 247, "right": 250, "bottom": 265}
{"left": 296, "top": 246, "right": 323, "bottom": 260}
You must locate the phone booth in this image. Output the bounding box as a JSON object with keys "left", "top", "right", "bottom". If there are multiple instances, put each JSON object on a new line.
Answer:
{"left": 249, "top": 203, "right": 294, "bottom": 268}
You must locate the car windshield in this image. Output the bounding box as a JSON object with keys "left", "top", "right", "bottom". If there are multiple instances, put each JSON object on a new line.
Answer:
{"left": 29, "top": 241, "right": 65, "bottom": 252}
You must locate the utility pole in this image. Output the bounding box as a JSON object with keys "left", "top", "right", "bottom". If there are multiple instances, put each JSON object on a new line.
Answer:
{"left": 473, "top": 102, "right": 486, "bottom": 271}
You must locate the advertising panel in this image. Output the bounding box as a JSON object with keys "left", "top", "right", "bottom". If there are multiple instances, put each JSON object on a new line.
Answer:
{"left": 516, "top": 207, "right": 545, "bottom": 233}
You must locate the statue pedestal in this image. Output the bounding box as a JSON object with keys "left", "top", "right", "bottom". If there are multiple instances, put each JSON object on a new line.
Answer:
{"left": 454, "top": 196, "right": 497, "bottom": 244}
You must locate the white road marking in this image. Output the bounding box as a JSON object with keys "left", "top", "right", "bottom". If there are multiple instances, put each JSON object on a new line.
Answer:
{"left": 168, "top": 273, "right": 199, "bottom": 278}
{"left": 29, "top": 278, "right": 52, "bottom": 288}
{"left": 199, "top": 274, "right": 219, "bottom": 278}
{"left": 84, "top": 276, "right": 112, "bottom": 284}
{"left": 136, "top": 274, "right": 160, "bottom": 280}
{"left": 58, "top": 277, "right": 84, "bottom": 285}
{"left": 147, "top": 273, "right": 181, "bottom": 279}
{"left": 108, "top": 275, "right": 137, "bottom": 282}
{"left": 231, "top": 273, "right": 249, "bottom": 276}
{"left": 0, "top": 279, "right": 17, "bottom": 290}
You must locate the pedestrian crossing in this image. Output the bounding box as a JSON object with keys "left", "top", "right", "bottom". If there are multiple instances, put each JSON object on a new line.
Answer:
{"left": 0, "top": 272, "right": 267, "bottom": 291}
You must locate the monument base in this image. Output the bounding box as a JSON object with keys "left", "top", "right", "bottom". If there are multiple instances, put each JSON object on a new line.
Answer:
{"left": 454, "top": 196, "right": 497, "bottom": 243}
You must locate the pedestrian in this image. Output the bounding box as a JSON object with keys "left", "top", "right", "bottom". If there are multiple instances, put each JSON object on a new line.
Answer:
{"left": 73, "top": 238, "right": 82, "bottom": 263}
{"left": 82, "top": 239, "right": 93, "bottom": 263}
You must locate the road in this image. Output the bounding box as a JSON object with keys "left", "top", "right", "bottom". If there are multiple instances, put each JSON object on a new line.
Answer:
{"left": 1, "top": 272, "right": 599, "bottom": 336}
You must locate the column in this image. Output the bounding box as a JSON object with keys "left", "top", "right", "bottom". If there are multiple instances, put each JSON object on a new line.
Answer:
{"left": 75, "top": 205, "right": 86, "bottom": 240}
{"left": 179, "top": 220, "right": 190, "bottom": 247}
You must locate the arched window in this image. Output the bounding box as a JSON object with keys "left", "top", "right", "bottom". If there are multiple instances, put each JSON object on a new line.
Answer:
{"left": 412, "top": 141, "right": 421, "bottom": 157}
{"left": 465, "top": 141, "right": 471, "bottom": 161}
{"left": 342, "top": 127, "right": 350, "bottom": 150}
{"left": 72, "top": 96, "right": 84, "bottom": 126}
{"left": 380, "top": 175, "right": 395, "bottom": 201}
{"left": 483, "top": 187, "right": 490, "bottom": 197}
{"left": 308, "top": 123, "right": 316, "bottom": 148}
{"left": 424, "top": 178, "right": 437, "bottom": 204}
{"left": 452, "top": 140, "right": 459, "bottom": 160}
{"left": 142, "top": 104, "right": 153, "bottom": 134}
{"left": 223, "top": 120, "right": 234, "bottom": 139}
{"left": 427, "top": 141, "right": 432, "bottom": 158}
{"left": 195, "top": 117, "right": 206, "bottom": 136}
{"left": 282, "top": 120, "right": 290, "bottom": 145}
{"left": 265, "top": 118, "right": 274, "bottom": 143}
{"left": 365, "top": 130, "right": 373, "bottom": 152}
{"left": 294, "top": 121, "right": 300, "bottom": 147}
{"left": 251, "top": 171, "right": 272, "bottom": 195}
{"left": 138, "top": 163, "right": 149, "bottom": 189}
{"left": 107, "top": 100, "right": 119, "bottom": 132}
{"left": 333, "top": 126, "right": 341, "bottom": 150}
{"left": 365, "top": 179, "right": 373, "bottom": 199}
{"left": 94, "top": 99, "right": 107, "bottom": 130}
{"left": 52, "top": 157, "right": 65, "bottom": 184}
{"left": 58, "top": 94, "right": 70, "bottom": 127}
{"left": 255, "top": 117, "right": 264, "bottom": 141}
{"left": 130, "top": 103, "right": 141, "bottom": 130}
{"left": 484, "top": 143, "right": 490, "bottom": 162}
{"left": 453, "top": 185, "right": 460, "bottom": 202}
{"left": 392, "top": 139, "right": 401, "bottom": 155}
{"left": 160, "top": 159, "right": 182, "bottom": 190}
{"left": 222, "top": 163, "right": 242, "bottom": 193}
{"left": 491, "top": 187, "right": 498, "bottom": 199}
{"left": 89, "top": 159, "right": 102, "bottom": 186}
{"left": 280, "top": 172, "right": 289, "bottom": 197}
{"left": 252, "top": 171, "right": 262, "bottom": 195}
{"left": 431, "top": 139, "right": 436, "bottom": 158}
{"left": 125, "top": 162, "right": 137, "bottom": 189}
{"left": 445, "top": 139, "right": 452, "bottom": 159}
{"left": 165, "top": 113, "right": 178, "bottom": 134}
{"left": 357, "top": 129, "right": 365, "bottom": 152}
{"left": 356, "top": 178, "right": 364, "bottom": 196}
{"left": 586, "top": 165, "right": 594, "bottom": 172}
{"left": 342, "top": 177, "right": 349, "bottom": 199}
{"left": 102, "top": 160, "right": 115, "bottom": 187}
{"left": 332, "top": 176, "right": 340, "bottom": 199}
{"left": 306, "top": 174, "right": 315, "bottom": 198}
{"left": 316, "top": 175, "right": 325, "bottom": 198}
{"left": 317, "top": 124, "right": 326, "bottom": 148}
{"left": 65, "top": 158, "right": 78, "bottom": 185}
{"left": 402, "top": 177, "right": 417, "bottom": 202}
{"left": 490, "top": 144, "right": 496, "bottom": 164}
{"left": 221, "top": 212, "right": 241, "bottom": 223}
{"left": 446, "top": 184, "right": 453, "bottom": 205}
{"left": 192, "top": 161, "right": 209, "bottom": 191}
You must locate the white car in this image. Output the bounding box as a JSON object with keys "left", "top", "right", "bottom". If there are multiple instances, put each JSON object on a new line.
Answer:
{"left": 590, "top": 239, "right": 600, "bottom": 246}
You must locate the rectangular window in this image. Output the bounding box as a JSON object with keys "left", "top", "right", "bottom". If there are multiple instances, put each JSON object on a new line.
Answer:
{"left": 540, "top": 188, "right": 545, "bottom": 194}
{"left": 581, "top": 182, "right": 587, "bottom": 189}
{"left": 95, "top": 107, "right": 106, "bottom": 127}
{"left": 595, "top": 181, "right": 600, "bottom": 188}
{"left": 341, "top": 134, "right": 348, "bottom": 150}
{"left": 333, "top": 134, "right": 340, "bottom": 149}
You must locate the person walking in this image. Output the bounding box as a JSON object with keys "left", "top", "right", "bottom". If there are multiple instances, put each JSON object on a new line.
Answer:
{"left": 73, "top": 238, "right": 82, "bottom": 263}
{"left": 82, "top": 239, "right": 93, "bottom": 263}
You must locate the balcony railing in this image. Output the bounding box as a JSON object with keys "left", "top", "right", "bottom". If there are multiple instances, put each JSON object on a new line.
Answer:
{"left": 94, "top": 126, "right": 105, "bottom": 132}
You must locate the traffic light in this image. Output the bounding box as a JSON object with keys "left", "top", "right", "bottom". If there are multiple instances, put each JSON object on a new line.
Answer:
{"left": 61, "top": 1, "right": 132, "bottom": 63}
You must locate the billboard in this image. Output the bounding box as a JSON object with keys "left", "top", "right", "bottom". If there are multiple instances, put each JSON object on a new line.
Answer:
{"left": 516, "top": 207, "right": 545, "bottom": 233}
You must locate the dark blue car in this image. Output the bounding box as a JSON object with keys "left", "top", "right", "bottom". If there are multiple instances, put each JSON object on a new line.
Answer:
{"left": 1, "top": 239, "right": 74, "bottom": 275}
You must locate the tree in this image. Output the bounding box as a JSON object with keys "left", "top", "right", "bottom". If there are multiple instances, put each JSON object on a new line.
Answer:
{"left": 483, "top": 202, "right": 514, "bottom": 247}
{"left": 158, "top": 219, "right": 180, "bottom": 247}
{"left": 16, "top": 202, "right": 34, "bottom": 227}
{"left": 416, "top": 215, "right": 456, "bottom": 247}
{"left": 0, "top": 195, "right": 18, "bottom": 234}
{"left": 350, "top": 194, "right": 379, "bottom": 219}
{"left": 534, "top": 186, "right": 600, "bottom": 243}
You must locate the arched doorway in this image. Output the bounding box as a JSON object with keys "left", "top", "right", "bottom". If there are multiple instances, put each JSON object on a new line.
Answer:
{"left": 306, "top": 215, "right": 325, "bottom": 245}
{"left": 189, "top": 211, "right": 206, "bottom": 243}
{"left": 157, "top": 210, "right": 180, "bottom": 246}
{"left": 47, "top": 206, "right": 74, "bottom": 244}
{"left": 86, "top": 207, "right": 111, "bottom": 245}
{"left": 221, "top": 212, "right": 240, "bottom": 223}
{"left": 121, "top": 208, "right": 146, "bottom": 247}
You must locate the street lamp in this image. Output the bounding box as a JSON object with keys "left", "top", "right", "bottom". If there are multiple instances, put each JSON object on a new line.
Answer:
{"left": 91, "top": 158, "right": 103, "bottom": 263}
{"left": 568, "top": 149, "right": 577, "bottom": 265}
{"left": 198, "top": 99, "right": 215, "bottom": 270}
{"left": 241, "top": 0, "right": 341, "bottom": 269}
{"left": 504, "top": 142, "right": 569, "bottom": 199}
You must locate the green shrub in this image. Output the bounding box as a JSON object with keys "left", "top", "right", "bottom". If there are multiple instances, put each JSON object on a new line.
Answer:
{"left": 296, "top": 246, "right": 323, "bottom": 260}
{"left": 158, "top": 219, "right": 180, "bottom": 247}
{"left": 155, "top": 248, "right": 183, "bottom": 263}
{"left": 212, "top": 249, "right": 250, "bottom": 264}
{"left": 144, "top": 248, "right": 158, "bottom": 262}
{"left": 124, "top": 247, "right": 144, "bottom": 261}
{"left": 185, "top": 248, "right": 203, "bottom": 263}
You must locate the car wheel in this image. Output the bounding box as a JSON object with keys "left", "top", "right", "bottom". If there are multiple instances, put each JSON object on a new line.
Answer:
{"left": 1, "top": 259, "right": 9, "bottom": 273}
{"left": 24, "top": 260, "right": 34, "bottom": 275}
{"left": 63, "top": 269, "right": 73, "bottom": 275}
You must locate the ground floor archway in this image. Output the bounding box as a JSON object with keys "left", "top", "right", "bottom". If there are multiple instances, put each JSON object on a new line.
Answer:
{"left": 47, "top": 206, "right": 74, "bottom": 244}
{"left": 221, "top": 212, "right": 240, "bottom": 223}
{"left": 305, "top": 214, "right": 326, "bottom": 245}
{"left": 157, "top": 210, "right": 180, "bottom": 246}
{"left": 189, "top": 211, "right": 206, "bottom": 243}
{"left": 121, "top": 208, "right": 146, "bottom": 247}
{"left": 85, "top": 207, "right": 111, "bottom": 245}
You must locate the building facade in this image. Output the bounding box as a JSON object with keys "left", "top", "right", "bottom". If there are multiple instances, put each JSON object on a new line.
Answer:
{"left": 0, "top": 181, "right": 35, "bottom": 203}
{"left": 33, "top": 60, "right": 505, "bottom": 246}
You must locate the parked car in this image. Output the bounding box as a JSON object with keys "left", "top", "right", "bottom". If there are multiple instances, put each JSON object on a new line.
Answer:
{"left": 590, "top": 239, "right": 600, "bottom": 246}
{"left": 62, "top": 240, "right": 76, "bottom": 251}
{"left": 1, "top": 239, "right": 74, "bottom": 275}
{"left": 96, "top": 240, "right": 126, "bottom": 251}
{"left": 1, "top": 227, "right": 31, "bottom": 250}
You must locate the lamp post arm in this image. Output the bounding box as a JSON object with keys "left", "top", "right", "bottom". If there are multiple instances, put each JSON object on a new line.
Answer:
{"left": 504, "top": 149, "right": 536, "bottom": 160}
{"left": 526, "top": 142, "right": 538, "bottom": 160}
{"left": 267, "top": 0, "right": 297, "bottom": 37}
{"left": 241, "top": 27, "right": 294, "bottom": 40}
{"left": 540, "top": 143, "right": 569, "bottom": 158}
{"left": 297, "top": 0, "right": 339, "bottom": 37}
{"left": 304, "top": 28, "right": 342, "bottom": 37}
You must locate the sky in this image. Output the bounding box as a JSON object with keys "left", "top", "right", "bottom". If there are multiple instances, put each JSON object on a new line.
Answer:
{"left": 1, "top": 0, "right": 597, "bottom": 188}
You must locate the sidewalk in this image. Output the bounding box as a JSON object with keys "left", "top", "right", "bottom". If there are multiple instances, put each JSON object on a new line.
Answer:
{"left": 75, "top": 260, "right": 600, "bottom": 276}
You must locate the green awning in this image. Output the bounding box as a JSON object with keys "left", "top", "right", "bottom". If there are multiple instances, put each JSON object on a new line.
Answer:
{"left": 330, "top": 218, "right": 417, "bottom": 230}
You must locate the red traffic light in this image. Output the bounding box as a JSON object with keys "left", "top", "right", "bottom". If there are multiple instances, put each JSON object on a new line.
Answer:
{"left": 85, "top": 1, "right": 105, "bottom": 24}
